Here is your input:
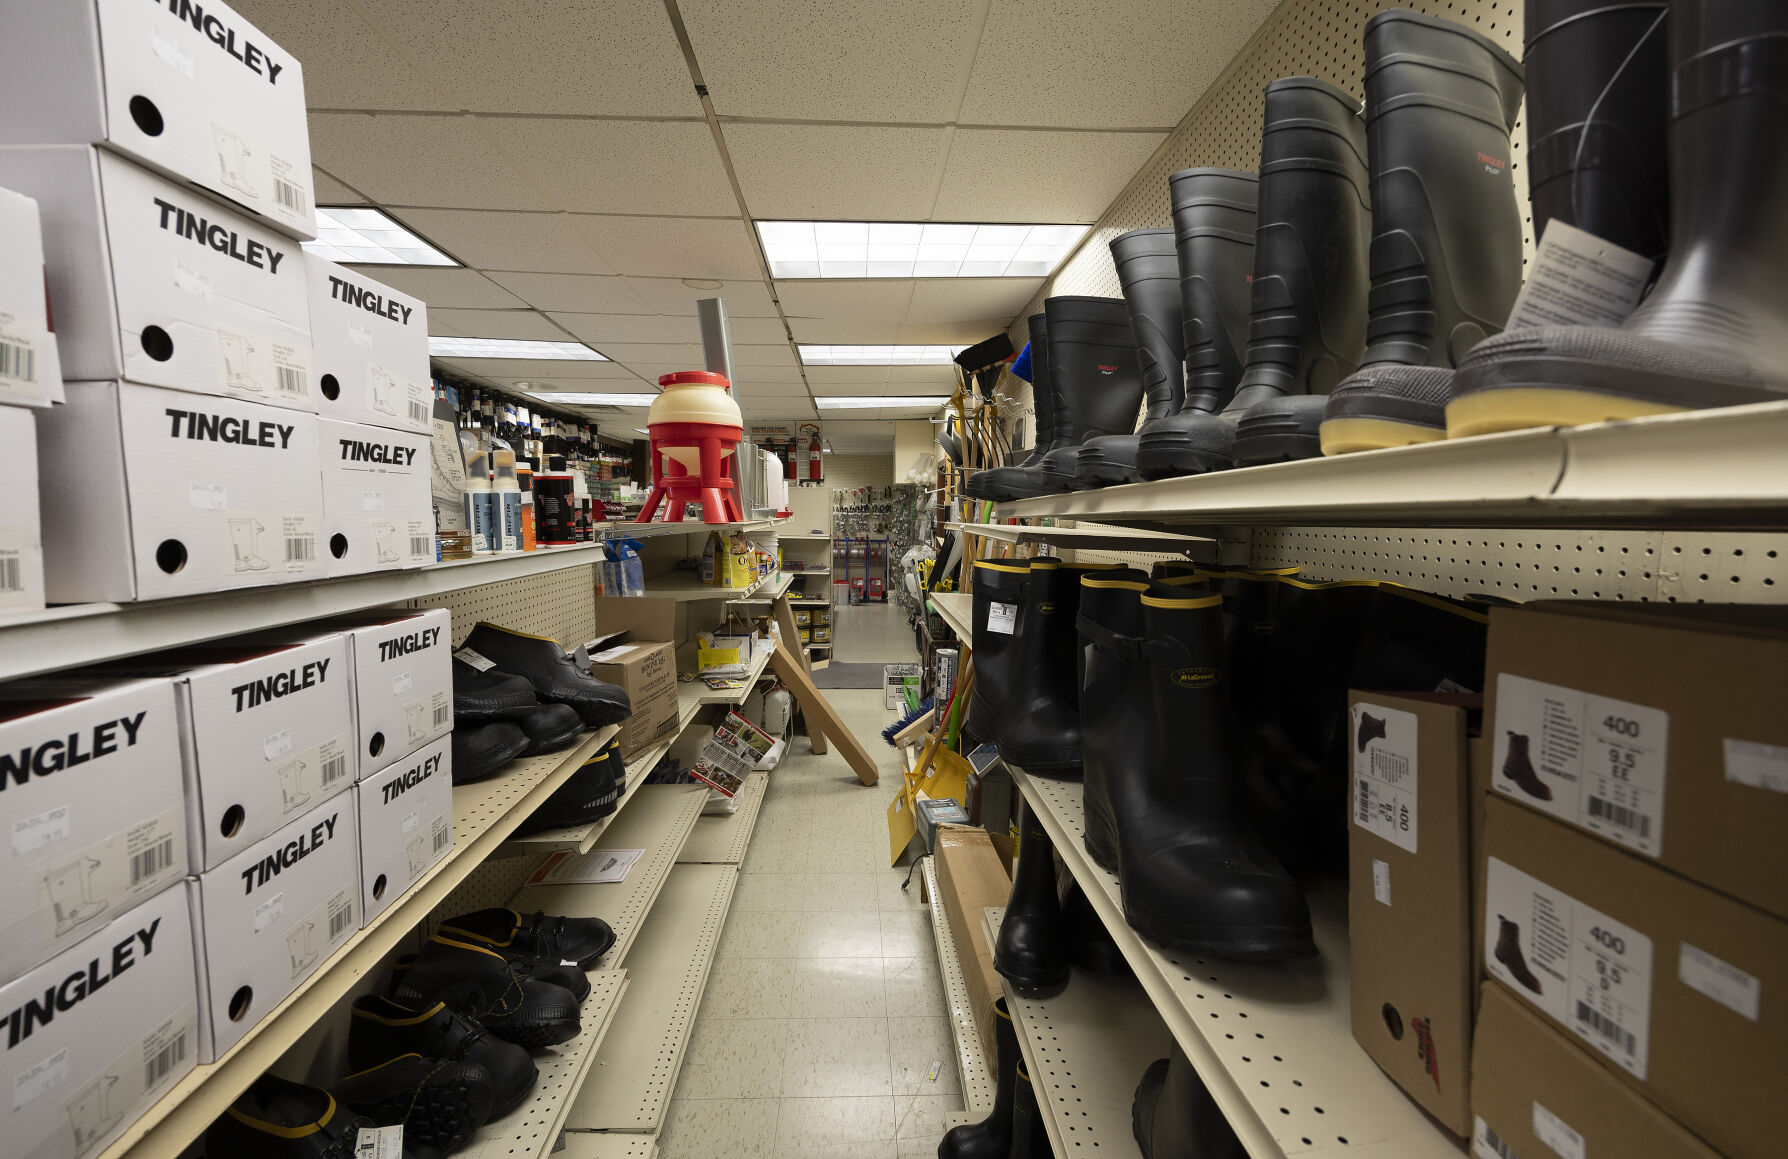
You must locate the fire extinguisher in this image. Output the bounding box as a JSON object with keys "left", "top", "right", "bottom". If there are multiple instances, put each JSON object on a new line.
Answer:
{"left": 807, "top": 432, "right": 822, "bottom": 481}
{"left": 783, "top": 438, "right": 798, "bottom": 480}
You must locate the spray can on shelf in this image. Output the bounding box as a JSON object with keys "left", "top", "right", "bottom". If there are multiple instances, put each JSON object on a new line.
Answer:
{"left": 934, "top": 647, "right": 958, "bottom": 708}
{"left": 516, "top": 463, "right": 536, "bottom": 551}
{"left": 493, "top": 448, "right": 523, "bottom": 553}
{"left": 459, "top": 431, "right": 499, "bottom": 554}
{"left": 533, "top": 472, "right": 577, "bottom": 545}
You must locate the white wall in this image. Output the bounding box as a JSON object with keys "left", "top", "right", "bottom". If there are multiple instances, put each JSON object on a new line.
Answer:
{"left": 783, "top": 453, "right": 894, "bottom": 536}
{"left": 891, "top": 421, "right": 935, "bottom": 482}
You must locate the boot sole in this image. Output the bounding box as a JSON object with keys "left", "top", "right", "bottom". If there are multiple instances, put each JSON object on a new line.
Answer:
{"left": 489, "top": 1017, "right": 581, "bottom": 1049}
{"left": 1076, "top": 461, "right": 1143, "bottom": 487}
{"left": 992, "top": 956, "right": 1069, "bottom": 998}
{"left": 522, "top": 723, "right": 586, "bottom": 756}
{"left": 344, "top": 1074, "right": 490, "bottom": 1154}
{"left": 1318, "top": 415, "right": 1445, "bottom": 456}
{"left": 1125, "top": 905, "right": 1317, "bottom": 963}
{"left": 1446, "top": 384, "right": 1689, "bottom": 438}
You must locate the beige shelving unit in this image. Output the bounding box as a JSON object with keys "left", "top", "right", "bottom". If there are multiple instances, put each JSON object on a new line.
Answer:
{"left": 928, "top": 591, "right": 972, "bottom": 642}
{"left": 676, "top": 771, "right": 769, "bottom": 864}
{"left": 921, "top": 856, "right": 997, "bottom": 1121}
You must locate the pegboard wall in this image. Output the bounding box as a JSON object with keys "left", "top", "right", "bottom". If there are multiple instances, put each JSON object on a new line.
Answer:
{"left": 402, "top": 563, "right": 599, "bottom": 647}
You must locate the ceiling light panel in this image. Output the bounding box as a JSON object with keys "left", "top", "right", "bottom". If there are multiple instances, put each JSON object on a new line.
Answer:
{"left": 815, "top": 396, "right": 951, "bottom": 410}
{"left": 428, "top": 337, "right": 608, "bottom": 360}
{"left": 522, "top": 391, "right": 651, "bottom": 406}
{"left": 759, "top": 221, "right": 1085, "bottom": 279}
{"left": 799, "top": 345, "right": 961, "bottom": 366}
{"left": 302, "top": 208, "right": 458, "bottom": 266}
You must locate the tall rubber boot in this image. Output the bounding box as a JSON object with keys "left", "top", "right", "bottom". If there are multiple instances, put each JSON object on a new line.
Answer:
{"left": 1450, "top": 0, "right": 1788, "bottom": 434}
{"left": 962, "top": 559, "right": 1028, "bottom": 746}
{"left": 973, "top": 314, "right": 1055, "bottom": 501}
{"left": 1138, "top": 168, "right": 1259, "bottom": 479}
{"left": 994, "top": 800, "right": 1070, "bottom": 997}
{"left": 1009, "top": 1064, "right": 1053, "bottom": 1159}
{"left": 1063, "top": 880, "right": 1132, "bottom": 978}
{"left": 998, "top": 297, "right": 1144, "bottom": 498}
{"left": 1320, "top": 9, "right": 1526, "bottom": 455}
{"left": 1077, "top": 569, "right": 1154, "bottom": 875}
{"left": 1078, "top": 230, "right": 1183, "bottom": 487}
{"left": 1147, "top": 79, "right": 1370, "bottom": 474}
{"left": 992, "top": 559, "right": 1111, "bottom": 777}
{"left": 1132, "top": 1043, "right": 1247, "bottom": 1159}
{"left": 939, "top": 999, "right": 1020, "bottom": 1158}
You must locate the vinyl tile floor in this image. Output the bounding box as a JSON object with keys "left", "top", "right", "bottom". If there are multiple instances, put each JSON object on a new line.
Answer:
{"left": 655, "top": 685, "right": 959, "bottom": 1158}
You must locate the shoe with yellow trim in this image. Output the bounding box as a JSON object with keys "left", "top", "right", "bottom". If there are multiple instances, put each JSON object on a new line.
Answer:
{"left": 511, "top": 743, "right": 621, "bottom": 839}
{"left": 332, "top": 1054, "right": 495, "bottom": 1155}
{"left": 204, "top": 1075, "right": 382, "bottom": 1159}
{"left": 392, "top": 935, "right": 581, "bottom": 1048}
{"left": 349, "top": 996, "right": 538, "bottom": 1119}
{"left": 439, "top": 906, "right": 617, "bottom": 971}
{"left": 460, "top": 623, "right": 631, "bottom": 727}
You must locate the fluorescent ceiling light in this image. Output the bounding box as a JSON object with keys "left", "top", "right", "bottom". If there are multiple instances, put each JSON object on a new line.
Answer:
{"left": 815, "top": 396, "right": 952, "bottom": 410}
{"left": 429, "top": 337, "right": 608, "bottom": 360}
{"left": 302, "top": 207, "right": 458, "bottom": 266}
{"left": 799, "top": 345, "right": 961, "bottom": 366}
{"left": 759, "top": 221, "right": 1086, "bottom": 278}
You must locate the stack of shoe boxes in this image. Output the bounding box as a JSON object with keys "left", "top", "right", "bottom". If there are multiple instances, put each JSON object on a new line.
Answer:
{"left": 0, "top": 187, "right": 63, "bottom": 616}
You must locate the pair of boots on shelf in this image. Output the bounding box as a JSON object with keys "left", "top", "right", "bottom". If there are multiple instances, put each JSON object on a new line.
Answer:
{"left": 934, "top": 1000, "right": 1051, "bottom": 1159}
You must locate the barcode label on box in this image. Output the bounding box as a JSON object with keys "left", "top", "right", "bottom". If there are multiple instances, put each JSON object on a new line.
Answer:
{"left": 130, "top": 836, "right": 176, "bottom": 887}
{"left": 1574, "top": 1001, "right": 1638, "bottom": 1056}
{"left": 143, "top": 1028, "right": 187, "bottom": 1089}
{"left": 408, "top": 399, "right": 430, "bottom": 425}
{"left": 329, "top": 902, "right": 354, "bottom": 940}
{"left": 274, "top": 177, "right": 306, "bottom": 214}
{"left": 411, "top": 535, "right": 434, "bottom": 559}
{"left": 0, "top": 556, "right": 19, "bottom": 594}
{"left": 276, "top": 365, "right": 305, "bottom": 397}
{"left": 1473, "top": 1117, "right": 1520, "bottom": 1159}
{"left": 327, "top": 890, "right": 355, "bottom": 942}
{"left": 1532, "top": 1102, "right": 1584, "bottom": 1159}
{"left": 321, "top": 752, "right": 349, "bottom": 785}
{"left": 285, "top": 534, "right": 315, "bottom": 562}
{"left": 0, "top": 338, "right": 36, "bottom": 385}
{"left": 432, "top": 818, "right": 452, "bottom": 854}
{"left": 1586, "top": 794, "right": 1650, "bottom": 838}
{"left": 432, "top": 702, "right": 451, "bottom": 728}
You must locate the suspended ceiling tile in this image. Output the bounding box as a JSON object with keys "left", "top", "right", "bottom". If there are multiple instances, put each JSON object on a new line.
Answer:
{"left": 812, "top": 382, "right": 939, "bottom": 397}
{"left": 309, "top": 113, "right": 549, "bottom": 210}
{"left": 725, "top": 124, "right": 945, "bottom": 220}
{"left": 394, "top": 209, "right": 615, "bottom": 275}
{"left": 352, "top": 267, "right": 526, "bottom": 308}
{"left": 777, "top": 279, "right": 917, "bottom": 323}
{"left": 719, "top": 316, "right": 791, "bottom": 345}
{"left": 595, "top": 342, "right": 708, "bottom": 365}
{"left": 801, "top": 366, "right": 891, "bottom": 385}
{"left": 550, "top": 314, "right": 706, "bottom": 345}
{"left": 738, "top": 381, "right": 812, "bottom": 396}
{"left": 888, "top": 363, "right": 961, "bottom": 384}
{"left": 491, "top": 119, "right": 737, "bottom": 216}
{"left": 787, "top": 316, "right": 905, "bottom": 344}
{"left": 484, "top": 272, "right": 653, "bottom": 313}
{"left": 957, "top": 0, "right": 1279, "bottom": 129}
{"left": 932, "top": 129, "right": 1165, "bottom": 222}
{"left": 905, "top": 278, "right": 1046, "bottom": 324}
{"left": 360, "top": 0, "right": 698, "bottom": 117}
{"left": 618, "top": 363, "right": 706, "bottom": 386}
{"left": 568, "top": 216, "right": 762, "bottom": 280}
{"left": 232, "top": 0, "right": 445, "bottom": 110}
{"left": 731, "top": 344, "right": 798, "bottom": 368}
{"left": 312, "top": 168, "right": 366, "bottom": 205}
{"left": 426, "top": 308, "right": 569, "bottom": 340}
{"left": 623, "top": 277, "right": 780, "bottom": 317}
{"left": 726, "top": 360, "right": 802, "bottom": 381}
{"left": 431, "top": 358, "right": 639, "bottom": 382}
{"left": 895, "top": 319, "right": 1015, "bottom": 345}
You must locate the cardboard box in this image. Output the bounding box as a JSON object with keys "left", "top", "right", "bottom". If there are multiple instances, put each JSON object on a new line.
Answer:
{"left": 355, "top": 735, "right": 452, "bottom": 925}
{"left": 1482, "top": 795, "right": 1786, "bottom": 1159}
{"left": 336, "top": 610, "right": 453, "bottom": 775}
{"left": 0, "top": 677, "right": 187, "bottom": 984}
{"left": 1348, "top": 692, "right": 1479, "bottom": 1135}
{"left": 318, "top": 418, "right": 433, "bottom": 576}
{"left": 35, "top": 380, "right": 323, "bottom": 602}
{"left": 1485, "top": 602, "right": 1788, "bottom": 919}
{"left": 934, "top": 824, "right": 1011, "bottom": 1066}
{"left": 588, "top": 640, "right": 678, "bottom": 758}
{"left": 0, "top": 185, "right": 65, "bottom": 407}
{"left": 0, "top": 0, "right": 315, "bottom": 238}
{"left": 1471, "top": 984, "right": 1719, "bottom": 1159}
{"left": 305, "top": 257, "right": 432, "bottom": 434}
{"left": 0, "top": 884, "right": 198, "bottom": 1159}
{"left": 1, "top": 407, "right": 46, "bottom": 615}
{"left": 191, "top": 794, "right": 358, "bottom": 1060}
{"left": 0, "top": 147, "right": 312, "bottom": 402}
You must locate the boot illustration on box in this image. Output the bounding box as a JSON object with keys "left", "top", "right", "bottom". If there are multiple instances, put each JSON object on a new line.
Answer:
{"left": 229, "top": 518, "right": 271, "bottom": 572}
{"left": 1357, "top": 711, "right": 1387, "bottom": 751}
{"left": 407, "top": 835, "right": 429, "bottom": 877}
{"left": 287, "top": 920, "right": 319, "bottom": 976}
{"left": 45, "top": 856, "right": 109, "bottom": 937}
{"left": 277, "top": 757, "right": 311, "bottom": 812}
{"left": 65, "top": 1073, "right": 124, "bottom": 1156}
{"left": 373, "top": 521, "right": 402, "bottom": 564}
{"left": 217, "top": 332, "right": 261, "bottom": 394}
{"left": 1501, "top": 731, "right": 1551, "bottom": 800}
{"left": 368, "top": 366, "right": 399, "bottom": 416}
{"left": 1494, "top": 915, "right": 1543, "bottom": 994}
{"left": 210, "top": 125, "right": 259, "bottom": 200}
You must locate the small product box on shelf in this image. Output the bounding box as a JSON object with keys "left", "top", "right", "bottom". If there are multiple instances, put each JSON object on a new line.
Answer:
{"left": 35, "top": 380, "right": 323, "bottom": 603}
{"left": 1484, "top": 602, "right": 1788, "bottom": 920}
{"left": 190, "top": 794, "right": 358, "bottom": 1061}
{"left": 334, "top": 609, "right": 453, "bottom": 776}
{"left": 0, "top": 407, "right": 46, "bottom": 615}
{"left": 355, "top": 734, "right": 451, "bottom": 925}
{"left": 0, "top": 883, "right": 198, "bottom": 1159}
{"left": 933, "top": 824, "right": 1011, "bottom": 1067}
{"left": 0, "top": 147, "right": 313, "bottom": 406}
{"left": 1482, "top": 795, "right": 1786, "bottom": 1159}
{"left": 587, "top": 639, "right": 677, "bottom": 758}
{"left": 0, "top": 185, "right": 64, "bottom": 408}
{"left": 318, "top": 418, "right": 434, "bottom": 576}
{"left": 0, "top": 0, "right": 314, "bottom": 238}
{"left": 0, "top": 676, "right": 186, "bottom": 985}
{"left": 305, "top": 256, "right": 432, "bottom": 433}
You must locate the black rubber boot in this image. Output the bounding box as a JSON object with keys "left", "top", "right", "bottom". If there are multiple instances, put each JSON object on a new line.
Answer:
{"left": 512, "top": 744, "right": 620, "bottom": 836}
{"left": 437, "top": 906, "right": 618, "bottom": 970}
{"left": 994, "top": 800, "right": 1070, "bottom": 997}
{"left": 1132, "top": 1043, "right": 1247, "bottom": 1159}
{"left": 393, "top": 936, "right": 582, "bottom": 1048}
{"left": 515, "top": 703, "right": 585, "bottom": 756}
{"left": 1063, "top": 880, "right": 1131, "bottom": 977}
{"left": 452, "top": 657, "right": 538, "bottom": 721}
{"left": 349, "top": 996, "right": 539, "bottom": 1120}
{"left": 451, "top": 720, "right": 530, "bottom": 785}
{"left": 962, "top": 558, "right": 1027, "bottom": 747}
{"left": 460, "top": 623, "right": 632, "bottom": 727}
{"left": 1078, "top": 230, "right": 1183, "bottom": 487}
{"left": 972, "top": 314, "right": 1055, "bottom": 502}
{"left": 1001, "top": 297, "right": 1144, "bottom": 497}
{"left": 205, "top": 1075, "right": 378, "bottom": 1159}
{"left": 1149, "top": 79, "right": 1370, "bottom": 474}
{"left": 1077, "top": 569, "right": 1153, "bottom": 875}
{"left": 1320, "top": 9, "right": 1526, "bottom": 456}
{"left": 938, "top": 999, "right": 1020, "bottom": 1158}
{"left": 1450, "top": 0, "right": 1788, "bottom": 433}
{"left": 992, "top": 560, "right": 1109, "bottom": 777}
{"left": 1009, "top": 1064, "right": 1053, "bottom": 1159}
{"left": 332, "top": 1054, "right": 495, "bottom": 1156}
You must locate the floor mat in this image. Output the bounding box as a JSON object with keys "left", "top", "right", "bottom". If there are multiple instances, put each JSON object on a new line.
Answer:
{"left": 811, "top": 662, "right": 889, "bottom": 689}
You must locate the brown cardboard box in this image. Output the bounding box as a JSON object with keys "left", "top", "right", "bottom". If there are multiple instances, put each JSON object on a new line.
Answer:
{"left": 587, "top": 639, "right": 678, "bottom": 758}
{"left": 1471, "top": 984, "right": 1720, "bottom": 1159}
{"left": 1484, "top": 602, "right": 1788, "bottom": 919}
{"left": 934, "top": 824, "right": 1012, "bottom": 1065}
{"left": 1482, "top": 796, "right": 1786, "bottom": 1159}
{"left": 1348, "top": 692, "right": 1479, "bottom": 1135}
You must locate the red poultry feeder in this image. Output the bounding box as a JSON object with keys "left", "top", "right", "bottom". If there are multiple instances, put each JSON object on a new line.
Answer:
{"left": 635, "top": 370, "right": 746, "bottom": 523}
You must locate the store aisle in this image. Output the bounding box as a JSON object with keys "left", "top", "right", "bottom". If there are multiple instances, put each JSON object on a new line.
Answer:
{"left": 656, "top": 688, "right": 959, "bottom": 1158}
{"left": 830, "top": 601, "right": 919, "bottom": 665}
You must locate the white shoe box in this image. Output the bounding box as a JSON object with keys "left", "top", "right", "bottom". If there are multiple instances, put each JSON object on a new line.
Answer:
{"left": 0, "top": 407, "right": 46, "bottom": 616}
{"left": 319, "top": 418, "right": 433, "bottom": 577}
{"left": 0, "top": 883, "right": 199, "bottom": 1159}
{"left": 307, "top": 257, "right": 432, "bottom": 434}
{"left": 0, "top": 677, "right": 187, "bottom": 986}
{"left": 339, "top": 609, "right": 453, "bottom": 775}
{"left": 35, "top": 380, "right": 324, "bottom": 603}
{"left": 356, "top": 735, "right": 452, "bottom": 925}
{"left": 0, "top": 186, "right": 64, "bottom": 408}
{"left": 190, "top": 794, "right": 357, "bottom": 1061}
{"left": 0, "top": 147, "right": 313, "bottom": 406}
{"left": 0, "top": 0, "right": 314, "bottom": 239}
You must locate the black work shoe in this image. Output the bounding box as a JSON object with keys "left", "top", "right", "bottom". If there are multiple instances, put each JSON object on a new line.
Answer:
{"left": 459, "top": 623, "right": 631, "bottom": 727}
{"left": 438, "top": 907, "right": 617, "bottom": 970}
{"left": 532, "top": 960, "right": 591, "bottom": 1002}
{"left": 452, "top": 656, "right": 539, "bottom": 722}
{"left": 349, "top": 996, "right": 538, "bottom": 1120}
{"left": 205, "top": 1075, "right": 376, "bottom": 1159}
{"left": 332, "top": 1054, "right": 495, "bottom": 1156}
{"left": 451, "top": 721, "right": 530, "bottom": 785}
{"left": 393, "top": 936, "right": 582, "bottom": 1048}
{"left": 516, "top": 703, "right": 586, "bottom": 756}
{"left": 511, "top": 745, "right": 620, "bottom": 837}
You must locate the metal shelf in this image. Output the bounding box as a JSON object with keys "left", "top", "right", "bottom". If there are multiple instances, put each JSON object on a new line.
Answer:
{"left": 1009, "top": 769, "right": 1457, "bottom": 1159}
{"left": 928, "top": 592, "right": 971, "bottom": 643}
{"left": 93, "top": 725, "right": 619, "bottom": 1159}
{"left": 922, "top": 856, "right": 996, "bottom": 1118}
{"left": 723, "top": 573, "right": 795, "bottom": 603}
{"left": 788, "top": 567, "right": 832, "bottom": 575}
{"left": 985, "top": 907, "right": 1170, "bottom": 1159}
{"left": 641, "top": 570, "right": 787, "bottom": 602}
{"left": 558, "top": 1137, "right": 657, "bottom": 1159}
{"left": 498, "top": 745, "right": 654, "bottom": 856}
{"left": 676, "top": 771, "right": 768, "bottom": 864}
{"left": 790, "top": 598, "right": 832, "bottom": 607}
{"left": 778, "top": 533, "right": 833, "bottom": 541}
{"left": 946, "top": 521, "right": 1213, "bottom": 552}
{"left": 619, "top": 518, "right": 784, "bottom": 540}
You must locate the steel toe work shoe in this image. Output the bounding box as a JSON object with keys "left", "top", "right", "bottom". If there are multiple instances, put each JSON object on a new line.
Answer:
{"left": 204, "top": 1075, "right": 377, "bottom": 1159}
{"left": 332, "top": 1054, "right": 495, "bottom": 1155}
{"left": 438, "top": 907, "right": 618, "bottom": 971}
{"left": 938, "top": 999, "right": 1020, "bottom": 1158}
{"left": 993, "top": 802, "right": 1070, "bottom": 997}
{"left": 459, "top": 623, "right": 631, "bottom": 727}
{"left": 349, "top": 996, "right": 538, "bottom": 1120}
{"left": 1501, "top": 731, "right": 1551, "bottom": 800}
{"left": 1494, "top": 916, "right": 1544, "bottom": 994}
{"left": 516, "top": 703, "right": 585, "bottom": 756}
{"left": 1132, "top": 1044, "right": 1247, "bottom": 1159}
{"left": 451, "top": 721, "right": 530, "bottom": 785}
{"left": 393, "top": 936, "right": 581, "bottom": 1048}
{"left": 452, "top": 657, "right": 538, "bottom": 722}
{"left": 1009, "top": 1064, "right": 1053, "bottom": 1159}
{"left": 511, "top": 745, "right": 620, "bottom": 837}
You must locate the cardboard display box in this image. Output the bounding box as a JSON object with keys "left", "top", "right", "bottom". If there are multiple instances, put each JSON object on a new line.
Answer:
{"left": 318, "top": 418, "right": 433, "bottom": 576}
{"left": 35, "top": 380, "right": 324, "bottom": 603}
{"left": 356, "top": 735, "right": 452, "bottom": 925}
{"left": 305, "top": 256, "right": 431, "bottom": 434}
{"left": 0, "top": 677, "right": 187, "bottom": 985}
{"left": 336, "top": 610, "right": 453, "bottom": 776}
{"left": 934, "top": 824, "right": 1012, "bottom": 1066}
{"left": 0, "top": 185, "right": 65, "bottom": 408}
{"left": 0, "top": 884, "right": 198, "bottom": 1159}
{"left": 1, "top": 407, "right": 46, "bottom": 616}
{"left": 1471, "top": 984, "right": 1720, "bottom": 1159}
{"left": 1485, "top": 602, "right": 1788, "bottom": 920}
{"left": 1348, "top": 692, "right": 1479, "bottom": 1136}
{"left": 588, "top": 639, "right": 678, "bottom": 758}
{"left": 1482, "top": 795, "right": 1786, "bottom": 1159}
{"left": 0, "top": 0, "right": 315, "bottom": 238}
{"left": 0, "top": 147, "right": 312, "bottom": 402}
